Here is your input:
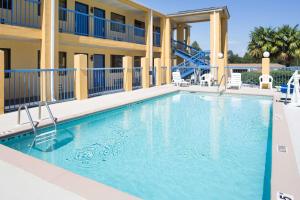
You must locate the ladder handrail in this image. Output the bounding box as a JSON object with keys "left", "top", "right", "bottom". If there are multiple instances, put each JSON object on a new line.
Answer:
{"left": 218, "top": 73, "right": 227, "bottom": 95}
{"left": 17, "top": 104, "right": 38, "bottom": 133}
{"left": 38, "top": 101, "right": 57, "bottom": 128}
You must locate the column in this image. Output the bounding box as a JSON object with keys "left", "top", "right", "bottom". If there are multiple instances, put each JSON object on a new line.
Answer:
{"left": 40, "top": 0, "right": 59, "bottom": 101}
{"left": 262, "top": 57, "right": 270, "bottom": 75}
{"left": 74, "top": 54, "right": 88, "bottom": 100}
{"left": 123, "top": 56, "right": 133, "bottom": 91}
{"left": 142, "top": 57, "right": 150, "bottom": 88}
{"left": 210, "top": 12, "right": 221, "bottom": 70}
{"left": 186, "top": 26, "right": 191, "bottom": 46}
{"left": 154, "top": 58, "right": 162, "bottom": 86}
{"left": 164, "top": 18, "right": 172, "bottom": 84}
{"left": 221, "top": 18, "right": 228, "bottom": 67}
{"left": 176, "top": 23, "right": 185, "bottom": 64}
{"left": 0, "top": 50, "right": 4, "bottom": 114}
{"left": 145, "top": 10, "right": 153, "bottom": 68}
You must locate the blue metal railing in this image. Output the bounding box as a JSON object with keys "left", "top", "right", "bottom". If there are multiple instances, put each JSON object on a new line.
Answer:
{"left": 133, "top": 67, "right": 142, "bottom": 89}
{"left": 59, "top": 8, "right": 146, "bottom": 45}
{"left": 0, "top": 0, "right": 41, "bottom": 28}
{"left": 172, "top": 39, "right": 199, "bottom": 55}
{"left": 87, "top": 67, "right": 124, "bottom": 97}
{"left": 3, "top": 68, "right": 76, "bottom": 112}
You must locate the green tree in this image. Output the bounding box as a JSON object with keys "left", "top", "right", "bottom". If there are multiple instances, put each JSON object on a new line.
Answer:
{"left": 248, "top": 27, "right": 276, "bottom": 59}
{"left": 273, "top": 25, "right": 300, "bottom": 66}
{"left": 247, "top": 25, "right": 300, "bottom": 66}
{"left": 191, "top": 41, "right": 202, "bottom": 51}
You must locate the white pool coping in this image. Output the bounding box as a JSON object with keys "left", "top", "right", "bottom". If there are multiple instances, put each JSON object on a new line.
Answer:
{"left": 0, "top": 85, "right": 299, "bottom": 199}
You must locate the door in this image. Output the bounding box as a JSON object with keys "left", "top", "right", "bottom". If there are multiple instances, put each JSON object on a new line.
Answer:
{"left": 75, "top": 2, "right": 89, "bottom": 36}
{"left": 94, "top": 8, "right": 105, "bottom": 38}
{"left": 93, "top": 54, "right": 105, "bottom": 92}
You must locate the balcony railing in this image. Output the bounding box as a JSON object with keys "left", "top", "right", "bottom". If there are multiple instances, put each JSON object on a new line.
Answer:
{"left": 4, "top": 68, "right": 76, "bottom": 112}
{"left": 59, "top": 8, "right": 146, "bottom": 45}
{"left": 0, "top": 0, "right": 41, "bottom": 28}
{"left": 87, "top": 67, "right": 124, "bottom": 97}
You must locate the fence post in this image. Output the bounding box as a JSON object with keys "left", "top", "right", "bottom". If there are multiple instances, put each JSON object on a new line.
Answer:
{"left": 142, "top": 57, "right": 150, "bottom": 88}
{"left": 74, "top": 54, "right": 88, "bottom": 100}
{"left": 123, "top": 56, "right": 133, "bottom": 91}
{"left": 155, "top": 58, "right": 162, "bottom": 86}
{"left": 0, "top": 50, "right": 4, "bottom": 114}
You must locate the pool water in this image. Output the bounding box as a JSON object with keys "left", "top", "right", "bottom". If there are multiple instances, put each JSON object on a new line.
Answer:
{"left": 2, "top": 92, "right": 273, "bottom": 200}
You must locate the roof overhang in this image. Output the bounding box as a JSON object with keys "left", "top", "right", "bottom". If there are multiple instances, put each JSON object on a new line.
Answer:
{"left": 167, "top": 6, "right": 230, "bottom": 24}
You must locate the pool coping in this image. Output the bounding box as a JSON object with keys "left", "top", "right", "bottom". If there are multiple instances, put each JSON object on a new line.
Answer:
{"left": 0, "top": 85, "right": 299, "bottom": 199}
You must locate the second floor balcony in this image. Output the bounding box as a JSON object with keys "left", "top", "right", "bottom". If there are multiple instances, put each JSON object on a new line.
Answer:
{"left": 0, "top": 0, "right": 41, "bottom": 28}
{"left": 59, "top": 8, "right": 161, "bottom": 47}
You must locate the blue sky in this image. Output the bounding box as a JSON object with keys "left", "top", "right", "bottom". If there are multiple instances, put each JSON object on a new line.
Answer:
{"left": 135, "top": 0, "right": 300, "bottom": 56}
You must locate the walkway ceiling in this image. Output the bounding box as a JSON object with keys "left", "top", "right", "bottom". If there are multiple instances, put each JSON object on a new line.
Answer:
{"left": 167, "top": 7, "right": 230, "bottom": 24}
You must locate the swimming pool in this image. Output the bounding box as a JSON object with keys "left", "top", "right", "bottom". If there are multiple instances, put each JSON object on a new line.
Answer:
{"left": 1, "top": 92, "right": 272, "bottom": 200}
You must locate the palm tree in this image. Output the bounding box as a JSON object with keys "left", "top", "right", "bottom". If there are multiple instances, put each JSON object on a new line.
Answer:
{"left": 248, "top": 27, "right": 276, "bottom": 59}
{"left": 273, "top": 25, "right": 300, "bottom": 66}
{"left": 248, "top": 25, "right": 300, "bottom": 66}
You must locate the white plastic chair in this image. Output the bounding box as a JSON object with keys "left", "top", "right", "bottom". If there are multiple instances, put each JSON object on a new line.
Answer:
{"left": 200, "top": 73, "right": 213, "bottom": 87}
{"left": 172, "top": 72, "right": 190, "bottom": 87}
{"left": 259, "top": 75, "right": 273, "bottom": 89}
{"left": 227, "top": 73, "right": 242, "bottom": 89}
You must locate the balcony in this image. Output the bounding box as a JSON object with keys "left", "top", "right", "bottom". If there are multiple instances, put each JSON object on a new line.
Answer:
{"left": 0, "top": 0, "right": 41, "bottom": 28}
{"left": 59, "top": 8, "right": 161, "bottom": 47}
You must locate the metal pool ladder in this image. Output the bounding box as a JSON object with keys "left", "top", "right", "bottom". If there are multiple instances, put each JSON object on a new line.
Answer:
{"left": 218, "top": 74, "right": 227, "bottom": 95}
{"left": 17, "top": 104, "right": 39, "bottom": 134}
{"left": 33, "top": 102, "right": 58, "bottom": 145}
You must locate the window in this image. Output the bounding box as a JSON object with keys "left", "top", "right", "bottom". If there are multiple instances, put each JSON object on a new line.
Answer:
{"left": 111, "top": 13, "right": 125, "bottom": 33}
{"left": 59, "top": 52, "right": 67, "bottom": 75}
{"left": 59, "top": 0, "right": 67, "bottom": 21}
{"left": 111, "top": 55, "right": 123, "bottom": 73}
{"left": 134, "top": 20, "right": 145, "bottom": 37}
{"left": 134, "top": 56, "right": 142, "bottom": 67}
{"left": 0, "top": 48, "right": 11, "bottom": 78}
{"left": 0, "top": 0, "right": 12, "bottom": 9}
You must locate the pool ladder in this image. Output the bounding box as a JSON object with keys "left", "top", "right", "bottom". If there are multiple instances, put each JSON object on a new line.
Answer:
{"left": 218, "top": 74, "right": 227, "bottom": 95}
{"left": 18, "top": 102, "right": 58, "bottom": 146}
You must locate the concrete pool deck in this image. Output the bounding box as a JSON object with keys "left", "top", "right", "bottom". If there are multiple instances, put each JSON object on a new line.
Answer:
{"left": 0, "top": 85, "right": 299, "bottom": 199}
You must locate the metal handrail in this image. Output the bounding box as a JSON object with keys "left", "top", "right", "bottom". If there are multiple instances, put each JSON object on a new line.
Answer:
{"left": 218, "top": 74, "right": 227, "bottom": 95}
{"left": 38, "top": 102, "right": 57, "bottom": 128}
{"left": 17, "top": 104, "right": 38, "bottom": 133}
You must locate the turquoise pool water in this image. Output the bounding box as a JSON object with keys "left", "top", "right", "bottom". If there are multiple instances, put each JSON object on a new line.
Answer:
{"left": 2, "top": 92, "right": 272, "bottom": 200}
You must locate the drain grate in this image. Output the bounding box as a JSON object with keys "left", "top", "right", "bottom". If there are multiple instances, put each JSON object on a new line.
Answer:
{"left": 277, "top": 192, "right": 294, "bottom": 200}
{"left": 277, "top": 145, "right": 288, "bottom": 153}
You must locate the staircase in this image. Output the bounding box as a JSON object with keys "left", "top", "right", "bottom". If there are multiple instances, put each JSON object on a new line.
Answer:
{"left": 172, "top": 39, "right": 210, "bottom": 78}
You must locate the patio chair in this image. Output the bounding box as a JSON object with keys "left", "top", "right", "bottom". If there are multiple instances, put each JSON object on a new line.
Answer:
{"left": 172, "top": 72, "right": 190, "bottom": 87}
{"left": 200, "top": 73, "right": 213, "bottom": 87}
{"left": 227, "top": 73, "right": 242, "bottom": 89}
{"left": 259, "top": 75, "right": 273, "bottom": 89}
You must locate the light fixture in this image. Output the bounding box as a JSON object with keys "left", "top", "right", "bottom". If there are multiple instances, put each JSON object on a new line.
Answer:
{"left": 263, "top": 51, "right": 270, "bottom": 58}
{"left": 218, "top": 52, "right": 224, "bottom": 59}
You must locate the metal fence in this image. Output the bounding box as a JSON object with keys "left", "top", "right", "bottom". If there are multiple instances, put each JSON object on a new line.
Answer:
{"left": 59, "top": 8, "right": 146, "bottom": 45}
{"left": 4, "top": 68, "right": 76, "bottom": 112}
{"left": 87, "top": 67, "right": 124, "bottom": 97}
{"left": 225, "top": 66, "right": 300, "bottom": 88}
{"left": 0, "top": 0, "right": 41, "bottom": 28}
{"left": 133, "top": 67, "right": 142, "bottom": 89}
